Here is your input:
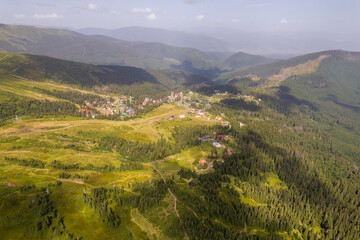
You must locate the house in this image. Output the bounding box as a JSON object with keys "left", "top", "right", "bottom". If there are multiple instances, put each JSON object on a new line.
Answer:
{"left": 217, "top": 135, "right": 227, "bottom": 141}
{"left": 195, "top": 114, "right": 201, "bottom": 118}
{"left": 213, "top": 142, "right": 222, "bottom": 148}
{"left": 179, "top": 115, "right": 185, "bottom": 119}
{"left": 220, "top": 122, "right": 228, "bottom": 127}
{"left": 216, "top": 116, "right": 222, "bottom": 120}
{"left": 199, "top": 159, "right": 208, "bottom": 166}
{"left": 225, "top": 149, "right": 232, "bottom": 156}
{"left": 198, "top": 135, "right": 211, "bottom": 142}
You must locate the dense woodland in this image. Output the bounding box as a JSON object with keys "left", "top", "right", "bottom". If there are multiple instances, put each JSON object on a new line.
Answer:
{"left": 0, "top": 97, "right": 80, "bottom": 120}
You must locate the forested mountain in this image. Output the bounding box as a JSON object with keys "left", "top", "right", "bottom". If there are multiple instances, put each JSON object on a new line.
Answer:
{"left": 0, "top": 52, "right": 214, "bottom": 97}
{"left": 222, "top": 51, "right": 276, "bottom": 70}
{"left": 221, "top": 50, "right": 360, "bottom": 80}
{"left": 0, "top": 24, "right": 216, "bottom": 70}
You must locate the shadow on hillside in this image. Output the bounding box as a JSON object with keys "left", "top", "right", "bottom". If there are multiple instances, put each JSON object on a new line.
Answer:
{"left": 322, "top": 94, "right": 360, "bottom": 113}
{"left": 258, "top": 86, "right": 318, "bottom": 115}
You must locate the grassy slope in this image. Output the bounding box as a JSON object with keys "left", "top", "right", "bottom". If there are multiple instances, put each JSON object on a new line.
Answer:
{"left": 0, "top": 103, "right": 216, "bottom": 239}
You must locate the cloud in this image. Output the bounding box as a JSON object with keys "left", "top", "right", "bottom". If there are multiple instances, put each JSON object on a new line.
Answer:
{"left": 32, "top": 13, "right": 63, "bottom": 19}
{"left": 147, "top": 13, "right": 158, "bottom": 20}
{"left": 131, "top": 8, "right": 152, "bottom": 14}
{"left": 280, "top": 18, "right": 288, "bottom": 24}
{"left": 110, "top": 11, "right": 120, "bottom": 16}
{"left": 14, "top": 14, "right": 26, "bottom": 19}
{"left": 87, "top": 3, "right": 98, "bottom": 11}
{"left": 130, "top": 8, "right": 158, "bottom": 20}
{"left": 196, "top": 15, "right": 205, "bottom": 20}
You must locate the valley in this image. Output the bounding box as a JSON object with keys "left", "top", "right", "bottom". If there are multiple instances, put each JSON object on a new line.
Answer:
{"left": 0, "top": 23, "right": 360, "bottom": 239}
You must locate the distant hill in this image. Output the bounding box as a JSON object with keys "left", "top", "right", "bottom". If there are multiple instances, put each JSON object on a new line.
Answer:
{"left": 77, "top": 26, "right": 230, "bottom": 52}
{"left": 221, "top": 51, "right": 276, "bottom": 69}
{"left": 219, "top": 50, "right": 360, "bottom": 118}
{"left": 0, "top": 52, "right": 215, "bottom": 97}
{"left": 0, "top": 24, "right": 216, "bottom": 70}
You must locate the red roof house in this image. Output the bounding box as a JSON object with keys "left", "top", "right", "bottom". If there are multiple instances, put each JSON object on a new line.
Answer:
{"left": 199, "top": 159, "right": 208, "bottom": 166}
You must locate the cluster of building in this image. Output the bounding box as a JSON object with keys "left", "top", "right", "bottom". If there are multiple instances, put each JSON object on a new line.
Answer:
{"left": 81, "top": 108, "right": 96, "bottom": 118}
{"left": 138, "top": 97, "right": 163, "bottom": 109}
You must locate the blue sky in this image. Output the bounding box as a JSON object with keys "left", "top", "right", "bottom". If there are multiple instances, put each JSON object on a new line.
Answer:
{"left": 0, "top": 0, "right": 359, "bottom": 33}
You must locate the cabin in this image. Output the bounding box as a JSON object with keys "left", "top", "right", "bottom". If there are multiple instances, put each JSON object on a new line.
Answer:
{"left": 217, "top": 135, "right": 227, "bottom": 141}
{"left": 213, "top": 142, "right": 222, "bottom": 148}
{"left": 220, "top": 122, "right": 228, "bottom": 127}
{"left": 199, "top": 159, "right": 208, "bottom": 166}
{"left": 225, "top": 149, "right": 232, "bottom": 156}
{"left": 198, "top": 135, "right": 211, "bottom": 142}
{"left": 179, "top": 115, "right": 185, "bottom": 119}
{"left": 216, "top": 116, "right": 222, "bottom": 120}
{"left": 195, "top": 114, "right": 201, "bottom": 118}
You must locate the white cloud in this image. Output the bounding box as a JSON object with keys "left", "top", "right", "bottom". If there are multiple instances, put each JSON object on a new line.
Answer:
{"left": 196, "top": 15, "right": 205, "bottom": 20}
{"left": 32, "top": 13, "right": 63, "bottom": 19}
{"left": 87, "top": 3, "right": 98, "bottom": 11}
{"left": 14, "top": 14, "right": 26, "bottom": 19}
{"left": 147, "top": 13, "right": 158, "bottom": 20}
{"left": 280, "top": 18, "right": 288, "bottom": 24}
{"left": 110, "top": 11, "right": 120, "bottom": 16}
{"left": 232, "top": 19, "right": 239, "bottom": 23}
{"left": 131, "top": 8, "right": 152, "bottom": 14}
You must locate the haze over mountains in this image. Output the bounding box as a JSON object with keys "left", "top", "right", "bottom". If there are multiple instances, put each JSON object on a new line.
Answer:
{"left": 0, "top": 24, "right": 280, "bottom": 78}
{"left": 76, "top": 26, "right": 360, "bottom": 58}
{"left": 77, "top": 26, "right": 230, "bottom": 52}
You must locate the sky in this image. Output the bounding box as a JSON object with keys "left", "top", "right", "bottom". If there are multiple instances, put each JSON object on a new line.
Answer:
{"left": 0, "top": 0, "right": 359, "bottom": 34}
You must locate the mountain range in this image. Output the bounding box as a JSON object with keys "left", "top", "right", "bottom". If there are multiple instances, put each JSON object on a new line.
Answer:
{"left": 0, "top": 24, "right": 277, "bottom": 77}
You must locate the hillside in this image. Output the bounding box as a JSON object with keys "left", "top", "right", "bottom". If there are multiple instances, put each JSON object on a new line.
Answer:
{"left": 0, "top": 24, "right": 216, "bottom": 70}
{"left": 77, "top": 26, "right": 230, "bottom": 52}
{"left": 220, "top": 49, "right": 360, "bottom": 164}
{"left": 0, "top": 52, "right": 215, "bottom": 98}
{"left": 0, "top": 49, "right": 360, "bottom": 239}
